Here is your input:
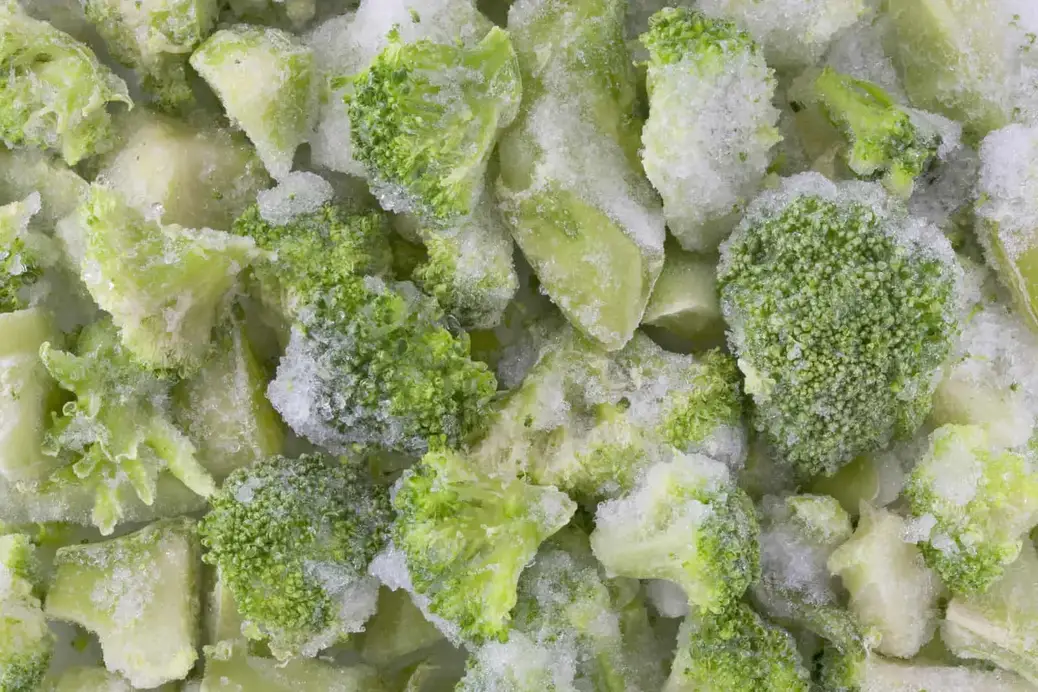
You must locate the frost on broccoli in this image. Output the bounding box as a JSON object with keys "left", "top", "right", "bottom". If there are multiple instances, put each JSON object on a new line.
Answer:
{"left": 83, "top": 0, "right": 219, "bottom": 110}
{"left": 905, "top": 424, "right": 1038, "bottom": 595}
{"left": 590, "top": 450, "right": 759, "bottom": 614}
{"left": 0, "top": 147, "right": 87, "bottom": 228}
{"left": 75, "top": 186, "right": 259, "bottom": 372}
{"left": 391, "top": 448, "right": 577, "bottom": 644}
{"left": 665, "top": 603, "right": 811, "bottom": 692}
{"left": 639, "top": 8, "right": 779, "bottom": 252}
{"left": 233, "top": 203, "right": 497, "bottom": 456}
{"left": 498, "top": 0, "right": 665, "bottom": 351}
{"left": 346, "top": 26, "right": 521, "bottom": 225}
{"left": 0, "top": 194, "right": 52, "bottom": 315}
{"left": 0, "top": 0, "right": 131, "bottom": 165}
{"left": 190, "top": 26, "right": 316, "bottom": 179}
{"left": 0, "top": 534, "right": 53, "bottom": 692}
{"left": 44, "top": 518, "right": 201, "bottom": 689}
{"left": 794, "top": 67, "right": 956, "bottom": 198}
{"left": 456, "top": 630, "right": 581, "bottom": 692}
{"left": 718, "top": 174, "right": 962, "bottom": 478}
{"left": 38, "top": 318, "right": 216, "bottom": 535}
{"left": 473, "top": 326, "right": 746, "bottom": 502}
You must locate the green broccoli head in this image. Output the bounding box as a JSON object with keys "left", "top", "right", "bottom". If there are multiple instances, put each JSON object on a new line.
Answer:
{"left": 39, "top": 318, "right": 216, "bottom": 535}
{"left": 0, "top": 0, "right": 131, "bottom": 164}
{"left": 590, "top": 450, "right": 759, "bottom": 614}
{"left": 233, "top": 203, "right": 498, "bottom": 456}
{"left": 76, "top": 185, "right": 260, "bottom": 372}
{"left": 0, "top": 194, "right": 50, "bottom": 314}
{"left": 904, "top": 424, "right": 1038, "bottom": 595}
{"left": 0, "top": 534, "right": 53, "bottom": 692}
{"left": 718, "top": 173, "right": 962, "bottom": 478}
{"left": 391, "top": 448, "right": 577, "bottom": 644}
{"left": 807, "top": 67, "right": 947, "bottom": 198}
{"left": 199, "top": 453, "right": 391, "bottom": 660}
{"left": 347, "top": 26, "right": 521, "bottom": 224}
{"left": 665, "top": 603, "right": 811, "bottom": 692}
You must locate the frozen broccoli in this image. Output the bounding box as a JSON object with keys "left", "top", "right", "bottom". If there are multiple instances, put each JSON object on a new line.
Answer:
{"left": 0, "top": 0, "right": 131, "bottom": 164}
{"left": 456, "top": 630, "right": 581, "bottom": 692}
{"left": 191, "top": 25, "right": 316, "bottom": 179}
{"left": 641, "top": 242, "right": 726, "bottom": 350}
{"left": 39, "top": 318, "right": 216, "bottom": 534}
{"left": 45, "top": 518, "right": 201, "bottom": 688}
{"left": 233, "top": 202, "right": 497, "bottom": 456}
{"left": 0, "top": 533, "right": 53, "bottom": 692}
{"left": 355, "top": 587, "right": 445, "bottom": 670}
{"left": 199, "top": 453, "right": 390, "bottom": 660}
{"left": 0, "top": 194, "right": 54, "bottom": 314}
{"left": 225, "top": 0, "right": 316, "bottom": 28}
{"left": 639, "top": 8, "right": 780, "bottom": 252}
{"left": 391, "top": 447, "right": 577, "bottom": 644}
{"left": 201, "top": 640, "right": 385, "bottom": 691}
{"left": 0, "top": 147, "right": 87, "bottom": 228}
{"left": 904, "top": 424, "right": 1038, "bottom": 595}
{"left": 346, "top": 26, "right": 521, "bottom": 224}
{"left": 590, "top": 450, "right": 759, "bottom": 614}
{"left": 498, "top": 0, "right": 666, "bottom": 351}
{"left": 718, "top": 173, "right": 962, "bottom": 478}
{"left": 83, "top": 0, "right": 219, "bottom": 109}
{"left": 819, "top": 652, "right": 1038, "bottom": 692}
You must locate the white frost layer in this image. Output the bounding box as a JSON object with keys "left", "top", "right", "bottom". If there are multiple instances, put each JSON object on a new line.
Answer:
{"left": 977, "top": 123, "right": 1038, "bottom": 263}
{"left": 257, "top": 172, "right": 333, "bottom": 226}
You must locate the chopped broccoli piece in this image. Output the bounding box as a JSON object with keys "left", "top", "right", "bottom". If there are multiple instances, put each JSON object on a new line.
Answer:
{"left": 456, "top": 630, "right": 581, "bottom": 691}
{"left": 665, "top": 603, "right": 811, "bottom": 692}
{"left": 347, "top": 26, "right": 521, "bottom": 224}
{"left": 50, "top": 665, "right": 148, "bottom": 691}
{"left": 201, "top": 640, "right": 385, "bottom": 691}
{"left": 718, "top": 173, "right": 962, "bottom": 478}
{"left": 39, "top": 318, "right": 216, "bottom": 535}
{"left": 191, "top": 25, "right": 316, "bottom": 179}
{"left": 74, "top": 185, "right": 259, "bottom": 371}
{"left": 45, "top": 518, "right": 201, "bottom": 688}
{"left": 590, "top": 450, "right": 759, "bottom": 614}
{"left": 83, "top": 0, "right": 219, "bottom": 109}
{"left": 391, "top": 448, "right": 577, "bottom": 644}
{"left": 820, "top": 652, "right": 1038, "bottom": 692}
{"left": 0, "top": 533, "right": 53, "bottom": 692}
{"left": 233, "top": 202, "right": 497, "bottom": 456}
{"left": 199, "top": 453, "right": 390, "bottom": 660}
{"left": 0, "top": 147, "right": 87, "bottom": 227}
{"left": 0, "top": 194, "right": 52, "bottom": 313}
{"left": 0, "top": 0, "right": 132, "bottom": 164}
{"left": 356, "top": 587, "right": 445, "bottom": 670}
{"left": 905, "top": 424, "right": 1038, "bottom": 595}
{"left": 639, "top": 8, "right": 780, "bottom": 252}
{"left": 641, "top": 244, "right": 726, "bottom": 350}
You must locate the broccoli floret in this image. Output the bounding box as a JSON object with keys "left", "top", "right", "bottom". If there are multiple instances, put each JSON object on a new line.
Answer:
{"left": 639, "top": 8, "right": 780, "bottom": 252}
{"left": 190, "top": 26, "right": 316, "bottom": 179}
{"left": 665, "top": 603, "right": 811, "bottom": 692}
{"left": 83, "top": 0, "right": 219, "bottom": 110}
{"left": 0, "top": 194, "right": 52, "bottom": 314}
{"left": 45, "top": 518, "right": 201, "bottom": 688}
{"left": 346, "top": 26, "right": 520, "bottom": 225}
{"left": 199, "top": 453, "right": 390, "bottom": 660}
{"left": 73, "top": 185, "right": 260, "bottom": 372}
{"left": 0, "top": 0, "right": 131, "bottom": 165}
{"left": 39, "top": 318, "right": 216, "bottom": 535}
{"left": 391, "top": 448, "right": 577, "bottom": 644}
{"left": 718, "top": 173, "right": 962, "bottom": 478}
{"left": 590, "top": 450, "right": 759, "bottom": 614}
{"left": 0, "top": 534, "right": 53, "bottom": 692}
{"left": 456, "top": 630, "right": 581, "bottom": 691}
{"left": 233, "top": 203, "right": 497, "bottom": 456}
{"left": 904, "top": 424, "right": 1038, "bottom": 595}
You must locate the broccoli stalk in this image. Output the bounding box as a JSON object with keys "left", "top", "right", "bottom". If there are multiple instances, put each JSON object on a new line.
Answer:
{"left": 0, "top": 533, "right": 53, "bottom": 692}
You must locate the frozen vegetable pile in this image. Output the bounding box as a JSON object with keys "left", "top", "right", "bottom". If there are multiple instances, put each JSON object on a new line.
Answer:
{"left": 1, "top": 0, "right": 1038, "bottom": 690}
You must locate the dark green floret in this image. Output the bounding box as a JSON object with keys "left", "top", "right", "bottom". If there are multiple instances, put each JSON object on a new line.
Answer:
{"left": 658, "top": 349, "right": 744, "bottom": 450}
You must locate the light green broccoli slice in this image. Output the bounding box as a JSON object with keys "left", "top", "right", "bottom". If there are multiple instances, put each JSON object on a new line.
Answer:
{"left": 39, "top": 318, "right": 216, "bottom": 535}
{"left": 100, "top": 110, "right": 270, "bottom": 232}
{"left": 590, "top": 450, "right": 759, "bottom": 614}
{"left": 664, "top": 603, "right": 811, "bottom": 692}
{"left": 201, "top": 641, "right": 384, "bottom": 691}
{"left": 0, "top": 309, "right": 60, "bottom": 485}
{"left": 233, "top": 203, "right": 497, "bottom": 456}
{"left": 0, "top": 0, "right": 131, "bottom": 165}
{"left": 718, "top": 173, "right": 962, "bottom": 478}
{"left": 819, "top": 652, "right": 1038, "bottom": 692}
{"left": 356, "top": 587, "right": 445, "bottom": 670}
{"left": 641, "top": 244, "right": 726, "bottom": 350}
{"left": 172, "top": 320, "right": 283, "bottom": 482}
{"left": 0, "top": 147, "right": 87, "bottom": 227}
{"left": 391, "top": 448, "right": 577, "bottom": 644}
{"left": 74, "top": 185, "right": 259, "bottom": 372}
{"left": 44, "top": 518, "right": 201, "bottom": 689}
{"left": 497, "top": 0, "right": 665, "bottom": 351}
{"left": 904, "top": 424, "right": 1038, "bottom": 595}
{"left": 639, "top": 8, "right": 779, "bottom": 252}
{"left": 942, "top": 541, "right": 1038, "bottom": 685}
{"left": 50, "top": 665, "right": 155, "bottom": 691}
{"left": 191, "top": 26, "right": 316, "bottom": 179}
{"left": 347, "top": 26, "right": 521, "bottom": 225}
{"left": 0, "top": 193, "right": 53, "bottom": 314}
{"left": 83, "top": 0, "right": 220, "bottom": 110}
{"left": 0, "top": 534, "right": 53, "bottom": 692}
{"left": 199, "top": 453, "right": 390, "bottom": 660}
